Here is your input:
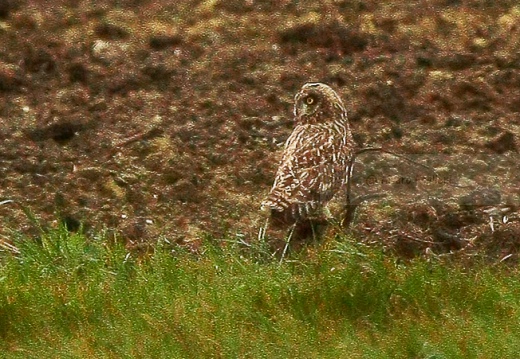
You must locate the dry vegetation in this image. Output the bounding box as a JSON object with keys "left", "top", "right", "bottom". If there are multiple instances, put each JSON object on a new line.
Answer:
{"left": 1, "top": 0, "right": 519, "bottom": 258}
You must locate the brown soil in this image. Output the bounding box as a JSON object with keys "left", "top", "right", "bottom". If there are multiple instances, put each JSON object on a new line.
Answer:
{"left": 1, "top": 0, "right": 519, "bottom": 260}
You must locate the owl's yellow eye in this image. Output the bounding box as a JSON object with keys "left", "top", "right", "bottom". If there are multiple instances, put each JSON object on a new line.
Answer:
{"left": 305, "top": 96, "right": 315, "bottom": 105}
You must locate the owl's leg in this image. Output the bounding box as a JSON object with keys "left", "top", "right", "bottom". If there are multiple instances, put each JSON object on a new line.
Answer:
{"left": 258, "top": 217, "right": 270, "bottom": 242}
{"left": 279, "top": 222, "right": 297, "bottom": 265}
{"left": 309, "top": 221, "right": 318, "bottom": 241}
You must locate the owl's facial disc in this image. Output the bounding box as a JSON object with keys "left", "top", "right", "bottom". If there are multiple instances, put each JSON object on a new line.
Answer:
{"left": 298, "top": 93, "right": 320, "bottom": 116}
{"left": 294, "top": 82, "right": 347, "bottom": 124}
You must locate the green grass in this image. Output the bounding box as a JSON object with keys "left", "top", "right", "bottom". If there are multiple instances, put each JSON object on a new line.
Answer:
{"left": 1, "top": 227, "right": 520, "bottom": 358}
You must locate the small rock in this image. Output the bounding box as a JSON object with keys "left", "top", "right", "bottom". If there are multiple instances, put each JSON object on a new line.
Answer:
{"left": 91, "top": 40, "right": 129, "bottom": 65}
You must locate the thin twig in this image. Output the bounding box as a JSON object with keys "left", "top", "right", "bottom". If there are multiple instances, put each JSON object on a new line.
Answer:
{"left": 343, "top": 146, "right": 436, "bottom": 228}
{"left": 279, "top": 223, "right": 296, "bottom": 266}
{"left": 341, "top": 193, "right": 387, "bottom": 228}
{"left": 106, "top": 127, "right": 164, "bottom": 159}
{"left": 353, "top": 147, "right": 435, "bottom": 173}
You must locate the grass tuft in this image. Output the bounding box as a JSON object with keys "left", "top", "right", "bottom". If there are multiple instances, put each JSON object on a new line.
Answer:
{"left": 1, "top": 227, "right": 520, "bottom": 357}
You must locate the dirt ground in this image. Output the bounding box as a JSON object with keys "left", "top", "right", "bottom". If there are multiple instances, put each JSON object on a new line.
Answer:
{"left": 1, "top": 0, "right": 519, "bottom": 259}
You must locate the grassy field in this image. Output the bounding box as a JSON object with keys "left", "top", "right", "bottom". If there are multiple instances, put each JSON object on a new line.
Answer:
{"left": 2, "top": 2, "right": 520, "bottom": 357}
{"left": 1, "top": 228, "right": 520, "bottom": 358}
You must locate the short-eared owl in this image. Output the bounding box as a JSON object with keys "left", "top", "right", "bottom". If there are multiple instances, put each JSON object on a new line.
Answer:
{"left": 261, "top": 83, "right": 354, "bottom": 225}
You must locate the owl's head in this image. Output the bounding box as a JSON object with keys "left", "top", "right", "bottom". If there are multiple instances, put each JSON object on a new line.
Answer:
{"left": 294, "top": 83, "right": 347, "bottom": 124}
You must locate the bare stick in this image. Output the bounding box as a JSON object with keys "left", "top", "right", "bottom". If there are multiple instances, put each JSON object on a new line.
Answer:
{"left": 342, "top": 147, "right": 436, "bottom": 228}
{"left": 352, "top": 147, "right": 434, "bottom": 173}
{"left": 106, "top": 127, "right": 164, "bottom": 159}
{"left": 279, "top": 223, "right": 296, "bottom": 265}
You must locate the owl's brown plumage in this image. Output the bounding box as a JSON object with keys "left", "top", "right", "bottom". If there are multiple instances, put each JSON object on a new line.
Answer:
{"left": 262, "top": 83, "right": 354, "bottom": 225}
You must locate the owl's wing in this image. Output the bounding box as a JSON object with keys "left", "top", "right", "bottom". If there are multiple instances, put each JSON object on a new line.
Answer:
{"left": 263, "top": 124, "right": 349, "bottom": 216}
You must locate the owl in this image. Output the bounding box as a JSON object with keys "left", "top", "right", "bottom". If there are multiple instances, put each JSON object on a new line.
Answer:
{"left": 261, "top": 82, "right": 355, "bottom": 226}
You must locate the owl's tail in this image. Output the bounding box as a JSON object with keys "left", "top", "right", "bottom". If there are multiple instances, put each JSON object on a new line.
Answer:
{"left": 261, "top": 198, "right": 319, "bottom": 227}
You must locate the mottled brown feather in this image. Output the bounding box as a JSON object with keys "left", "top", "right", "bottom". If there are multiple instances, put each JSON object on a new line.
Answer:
{"left": 262, "top": 83, "right": 354, "bottom": 224}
